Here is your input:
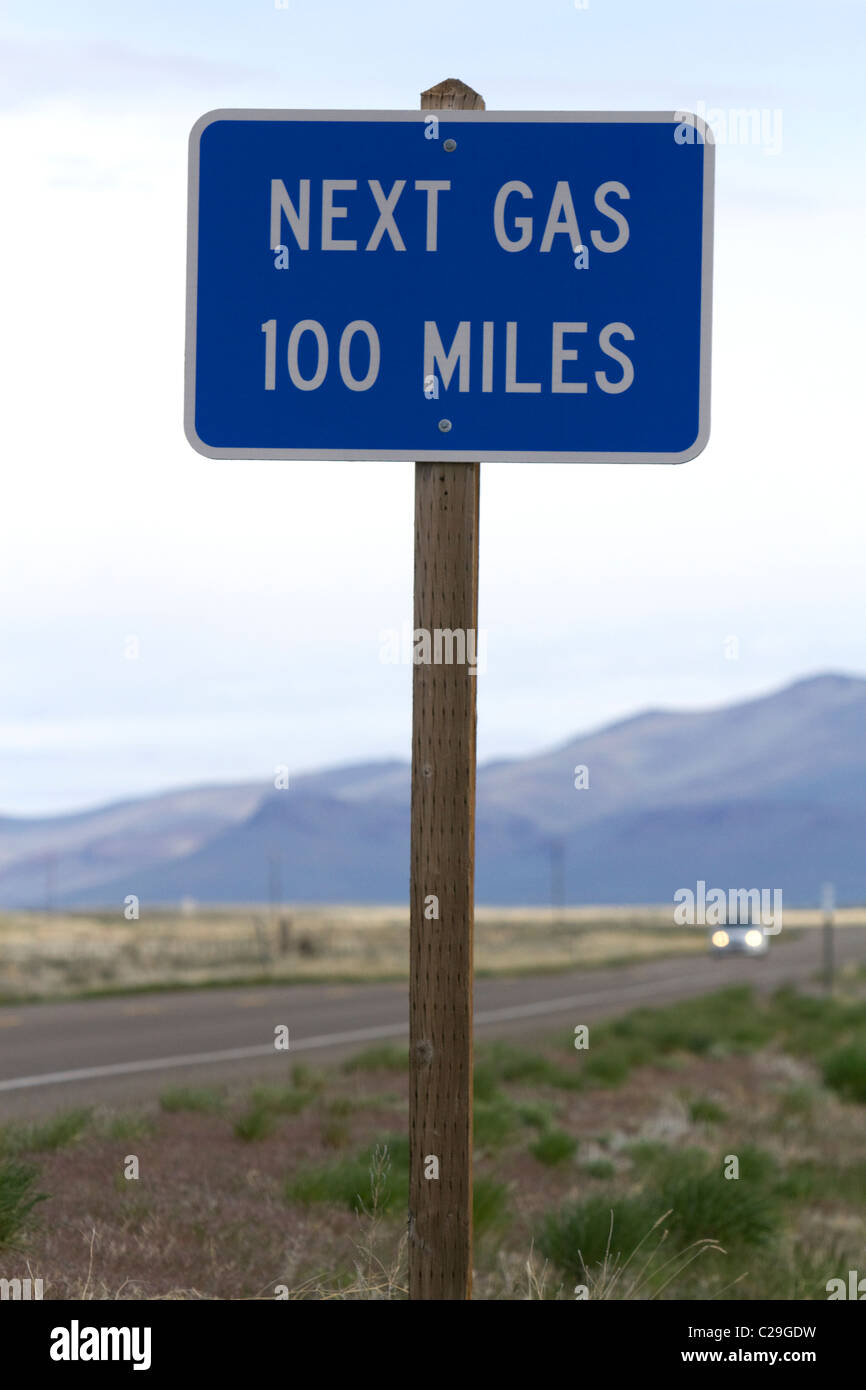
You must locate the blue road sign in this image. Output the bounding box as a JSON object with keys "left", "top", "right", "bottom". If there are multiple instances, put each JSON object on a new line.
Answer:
{"left": 186, "top": 110, "right": 713, "bottom": 463}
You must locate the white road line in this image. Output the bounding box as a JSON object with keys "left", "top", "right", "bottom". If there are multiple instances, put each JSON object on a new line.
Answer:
{"left": 0, "top": 961, "right": 786, "bottom": 1093}
{"left": 0, "top": 1022, "right": 408, "bottom": 1092}
{"left": 474, "top": 968, "right": 727, "bottom": 1024}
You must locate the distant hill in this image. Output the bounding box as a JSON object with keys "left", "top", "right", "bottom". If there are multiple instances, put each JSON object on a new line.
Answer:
{"left": 2, "top": 673, "right": 864, "bottom": 907}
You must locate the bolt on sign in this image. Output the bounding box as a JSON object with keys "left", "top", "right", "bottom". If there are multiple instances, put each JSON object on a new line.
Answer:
{"left": 185, "top": 109, "right": 714, "bottom": 463}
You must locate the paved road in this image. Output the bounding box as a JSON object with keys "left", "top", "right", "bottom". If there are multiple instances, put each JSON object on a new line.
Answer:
{"left": 0, "top": 929, "right": 862, "bottom": 1117}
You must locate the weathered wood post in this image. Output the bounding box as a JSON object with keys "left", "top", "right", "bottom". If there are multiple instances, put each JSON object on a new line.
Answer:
{"left": 408, "top": 77, "right": 484, "bottom": 1303}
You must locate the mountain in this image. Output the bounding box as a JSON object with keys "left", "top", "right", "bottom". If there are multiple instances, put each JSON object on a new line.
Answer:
{"left": 1, "top": 673, "right": 864, "bottom": 907}
{"left": 0, "top": 782, "right": 264, "bottom": 906}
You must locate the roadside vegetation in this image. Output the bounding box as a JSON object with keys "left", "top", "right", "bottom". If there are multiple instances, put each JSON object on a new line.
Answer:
{"left": 2, "top": 983, "right": 865, "bottom": 1298}
{"left": 0, "top": 904, "right": 819, "bottom": 1002}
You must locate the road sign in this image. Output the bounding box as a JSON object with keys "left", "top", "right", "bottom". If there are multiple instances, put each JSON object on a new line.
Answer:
{"left": 186, "top": 109, "right": 714, "bottom": 463}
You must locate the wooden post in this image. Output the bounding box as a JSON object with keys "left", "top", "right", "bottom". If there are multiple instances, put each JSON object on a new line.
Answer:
{"left": 409, "top": 78, "right": 484, "bottom": 1302}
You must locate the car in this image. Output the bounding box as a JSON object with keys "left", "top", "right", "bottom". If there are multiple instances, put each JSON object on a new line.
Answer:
{"left": 708, "top": 923, "right": 769, "bottom": 957}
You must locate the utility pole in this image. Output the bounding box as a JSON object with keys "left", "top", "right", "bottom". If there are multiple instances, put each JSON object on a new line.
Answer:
{"left": 550, "top": 838, "right": 565, "bottom": 922}
{"left": 268, "top": 851, "right": 283, "bottom": 924}
{"left": 45, "top": 853, "right": 56, "bottom": 914}
{"left": 822, "top": 881, "right": 835, "bottom": 994}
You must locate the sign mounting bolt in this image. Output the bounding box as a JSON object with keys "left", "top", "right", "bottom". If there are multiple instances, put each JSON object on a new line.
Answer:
{"left": 438, "top": 419, "right": 452, "bottom": 433}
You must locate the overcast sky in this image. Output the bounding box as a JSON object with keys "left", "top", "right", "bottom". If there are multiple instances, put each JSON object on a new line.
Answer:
{"left": 0, "top": 0, "right": 864, "bottom": 814}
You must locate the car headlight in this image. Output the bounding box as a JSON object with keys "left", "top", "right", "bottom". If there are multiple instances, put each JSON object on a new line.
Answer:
{"left": 744, "top": 930, "right": 763, "bottom": 948}
{"left": 711, "top": 930, "right": 729, "bottom": 948}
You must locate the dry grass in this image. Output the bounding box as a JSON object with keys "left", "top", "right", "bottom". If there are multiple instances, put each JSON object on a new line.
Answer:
{"left": 0, "top": 903, "right": 753, "bottom": 1001}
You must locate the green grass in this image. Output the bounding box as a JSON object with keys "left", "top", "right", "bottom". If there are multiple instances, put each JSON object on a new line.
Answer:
{"left": 320, "top": 1118, "right": 351, "bottom": 1149}
{"left": 775, "top": 1157, "right": 866, "bottom": 1207}
{"left": 284, "top": 1134, "right": 508, "bottom": 1237}
{"left": 624, "top": 1139, "right": 676, "bottom": 1171}
{"left": 538, "top": 1143, "right": 782, "bottom": 1280}
{"left": 324, "top": 1097, "right": 353, "bottom": 1119}
{"left": 474, "top": 1097, "right": 519, "bottom": 1150}
{"left": 821, "top": 1043, "right": 866, "bottom": 1103}
{"left": 96, "top": 1111, "right": 156, "bottom": 1142}
{"left": 232, "top": 1080, "right": 321, "bottom": 1143}
{"left": 0, "top": 1107, "right": 92, "bottom": 1156}
{"left": 475, "top": 1041, "right": 582, "bottom": 1093}
{"left": 248, "top": 1084, "right": 311, "bottom": 1116}
{"left": 473, "top": 1059, "right": 571, "bottom": 1151}
{"left": 774, "top": 1159, "right": 826, "bottom": 1203}
{"left": 775, "top": 1084, "right": 817, "bottom": 1120}
{"left": 657, "top": 1168, "right": 779, "bottom": 1248}
{"left": 285, "top": 1134, "right": 410, "bottom": 1213}
{"left": 159, "top": 1086, "right": 225, "bottom": 1114}
{"left": 627, "top": 1139, "right": 776, "bottom": 1183}
{"left": 598, "top": 986, "right": 769, "bottom": 1068}
{"left": 233, "top": 1107, "right": 277, "bottom": 1141}
{"left": 772, "top": 988, "right": 866, "bottom": 1063}
{"left": 346, "top": 1089, "right": 403, "bottom": 1113}
{"left": 581, "top": 1046, "right": 633, "bottom": 1087}
{"left": 473, "top": 1176, "right": 510, "bottom": 1236}
{"left": 582, "top": 1158, "right": 616, "bottom": 1180}
{"left": 290, "top": 1064, "right": 325, "bottom": 1093}
{"left": 734, "top": 1144, "right": 780, "bottom": 1185}
{"left": 538, "top": 1192, "right": 661, "bottom": 1275}
{"left": 543, "top": 986, "right": 866, "bottom": 1104}
{"left": 688, "top": 1097, "right": 728, "bottom": 1124}
{"left": 472, "top": 1062, "right": 502, "bottom": 1103}
{"left": 341, "top": 1044, "right": 408, "bottom": 1074}
{"left": 530, "top": 1128, "right": 578, "bottom": 1166}
{"left": 0, "top": 1160, "right": 49, "bottom": 1247}
{"left": 624, "top": 1136, "right": 866, "bottom": 1222}
{"left": 514, "top": 1100, "right": 555, "bottom": 1130}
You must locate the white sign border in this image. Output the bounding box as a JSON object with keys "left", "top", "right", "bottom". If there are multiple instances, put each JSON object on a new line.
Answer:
{"left": 185, "top": 109, "right": 714, "bottom": 465}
